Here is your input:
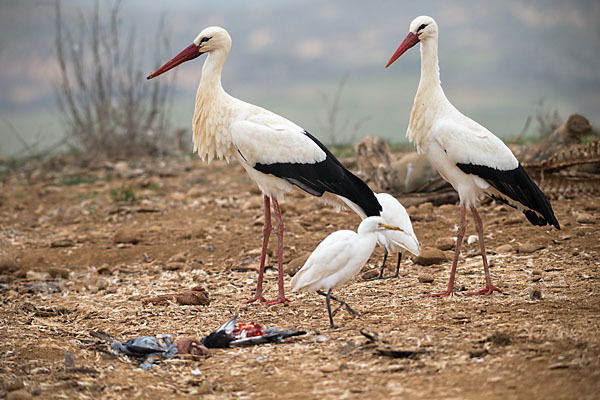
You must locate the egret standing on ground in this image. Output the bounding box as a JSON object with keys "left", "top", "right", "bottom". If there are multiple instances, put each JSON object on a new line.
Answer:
{"left": 291, "top": 216, "right": 404, "bottom": 328}
{"left": 352, "top": 193, "right": 420, "bottom": 279}
{"left": 147, "top": 27, "right": 381, "bottom": 305}
{"left": 385, "top": 16, "right": 559, "bottom": 297}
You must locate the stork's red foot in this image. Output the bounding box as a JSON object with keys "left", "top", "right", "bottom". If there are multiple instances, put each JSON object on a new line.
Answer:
{"left": 245, "top": 294, "right": 267, "bottom": 304}
{"left": 465, "top": 285, "right": 502, "bottom": 296}
{"left": 263, "top": 296, "right": 291, "bottom": 305}
{"left": 421, "top": 290, "right": 455, "bottom": 298}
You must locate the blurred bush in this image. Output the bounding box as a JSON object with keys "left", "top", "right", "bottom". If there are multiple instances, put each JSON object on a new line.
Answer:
{"left": 54, "top": 1, "right": 176, "bottom": 159}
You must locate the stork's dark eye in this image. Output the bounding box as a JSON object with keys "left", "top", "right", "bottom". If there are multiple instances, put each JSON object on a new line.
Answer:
{"left": 200, "top": 37, "right": 211, "bottom": 43}
{"left": 417, "top": 24, "right": 428, "bottom": 32}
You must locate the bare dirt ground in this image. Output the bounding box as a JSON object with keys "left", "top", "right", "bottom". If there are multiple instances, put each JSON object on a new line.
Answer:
{"left": 1, "top": 155, "right": 599, "bottom": 399}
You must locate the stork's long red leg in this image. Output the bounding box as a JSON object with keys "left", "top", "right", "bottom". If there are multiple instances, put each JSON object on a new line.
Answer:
{"left": 245, "top": 195, "right": 270, "bottom": 304}
{"left": 423, "top": 203, "right": 467, "bottom": 297}
{"left": 465, "top": 205, "right": 502, "bottom": 296}
{"left": 264, "top": 199, "right": 290, "bottom": 305}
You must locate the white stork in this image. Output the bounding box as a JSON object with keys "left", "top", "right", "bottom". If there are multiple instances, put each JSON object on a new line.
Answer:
{"left": 291, "top": 216, "right": 404, "bottom": 328}
{"left": 147, "top": 27, "right": 382, "bottom": 305}
{"left": 386, "top": 16, "right": 560, "bottom": 297}
{"left": 351, "top": 192, "right": 421, "bottom": 279}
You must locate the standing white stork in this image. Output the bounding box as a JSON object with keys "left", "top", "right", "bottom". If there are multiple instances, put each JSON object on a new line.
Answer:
{"left": 291, "top": 216, "right": 405, "bottom": 328}
{"left": 147, "top": 27, "right": 381, "bottom": 305}
{"left": 385, "top": 16, "right": 560, "bottom": 297}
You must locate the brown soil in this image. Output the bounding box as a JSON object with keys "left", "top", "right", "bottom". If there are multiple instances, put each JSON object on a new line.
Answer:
{"left": 1, "top": 156, "right": 599, "bottom": 399}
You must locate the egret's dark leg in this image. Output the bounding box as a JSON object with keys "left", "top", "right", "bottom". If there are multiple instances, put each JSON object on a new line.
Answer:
{"left": 370, "top": 250, "right": 403, "bottom": 280}
{"left": 391, "top": 252, "right": 402, "bottom": 278}
{"left": 367, "top": 248, "right": 389, "bottom": 280}
{"left": 465, "top": 206, "right": 502, "bottom": 296}
{"left": 245, "top": 195, "right": 270, "bottom": 304}
{"left": 422, "top": 203, "right": 467, "bottom": 297}
{"left": 324, "top": 288, "right": 339, "bottom": 329}
{"left": 264, "top": 199, "right": 291, "bottom": 305}
{"left": 316, "top": 290, "right": 359, "bottom": 317}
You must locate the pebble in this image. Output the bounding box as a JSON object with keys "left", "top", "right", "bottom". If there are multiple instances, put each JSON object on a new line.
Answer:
{"left": 496, "top": 244, "right": 513, "bottom": 254}
{"left": 285, "top": 255, "right": 307, "bottom": 277}
{"left": 48, "top": 267, "right": 69, "bottom": 279}
{"left": 319, "top": 363, "right": 339, "bottom": 373}
{"left": 504, "top": 217, "right": 522, "bottom": 225}
{"left": 96, "top": 264, "right": 113, "bottom": 275}
{"left": 63, "top": 352, "right": 75, "bottom": 368}
{"left": 417, "top": 202, "right": 434, "bottom": 213}
{"left": 4, "top": 380, "right": 24, "bottom": 392}
{"left": 186, "top": 187, "right": 204, "bottom": 198}
{"left": 168, "top": 253, "right": 187, "bottom": 263}
{"left": 438, "top": 204, "right": 455, "bottom": 212}
{"left": 576, "top": 213, "right": 595, "bottom": 224}
{"left": 583, "top": 201, "right": 600, "bottom": 212}
{"left": 170, "top": 192, "right": 186, "bottom": 202}
{"left": 25, "top": 270, "right": 45, "bottom": 281}
{"left": 417, "top": 273, "right": 435, "bottom": 283}
{"left": 529, "top": 285, "right": 542, "bottom": 300}
{"left": 518, "top": 243, "right": 545, "bottom": 254}
{"left": 531, "top": 269, "right": 543, "bottom": 282}
{"left": 114, "top": 228, "right": 142, "bottom": 244}
{"left": 467, "top": 235, "right": 478, "bottom": 245}
{"left": 6, "top": 390, "right": 31, "bottom": 400}
{"left": 0, "top": 254, "right": 19, "bottom": 273}
{"left": 548, "top": 362, "right": 570, "bottom": 370}
{"left": 165, "top": 262, "right": 185, "bottom": 271}
{"left": 50, "top": 238, "right": 74, "bottom": 248}
{"left": 414, "top": 247, "right": 448, "bottom": 266}
{"left": 434, "top": 237, "right": 454, "bottom": 251}
{"left": 148, "top": 225, "right": 162, "bottom": 233}
{"left": 316, "top": 336, "right": 328, "bottom": 343}
{"left": 362, "top": 270, "right": 379, "bottom": 280}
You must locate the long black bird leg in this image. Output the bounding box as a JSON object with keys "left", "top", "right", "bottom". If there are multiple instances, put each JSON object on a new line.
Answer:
{"left": 369, "top": 249, "right": 403, "bottom": 280}
{"left": 323, "top": 289, "right": 338, "bottom": 329}
{"left": 317, "top": 290, "right": 359, "bottom": 318}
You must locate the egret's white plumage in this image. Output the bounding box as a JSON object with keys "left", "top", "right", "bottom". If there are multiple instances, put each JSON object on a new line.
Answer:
{"left": 353, "top": 193, "right": 421, "bottom": 279}
{"left": 291, "top": 216, "right": 403, "bottom": 328}
{"left": 148, "top": 26, "right": 381, "bottom": 305}
{"left": 374, "top": 193, "right": 420, "bottom": 256}
{"left": 387, "top": 16, "right": 559, "bottom": 296}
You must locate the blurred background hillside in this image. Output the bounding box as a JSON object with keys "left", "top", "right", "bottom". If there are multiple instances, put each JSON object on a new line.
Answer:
{"left": 1, "top": 0, "right": 599, "bottom": 156}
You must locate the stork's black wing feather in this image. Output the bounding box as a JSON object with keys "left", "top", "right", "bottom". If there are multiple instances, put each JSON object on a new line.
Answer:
{"left": 456, "top": 163, "right": 559, "bottom": 229}
{"left": 254, "top": 131, "right": 382, "bottom": 217}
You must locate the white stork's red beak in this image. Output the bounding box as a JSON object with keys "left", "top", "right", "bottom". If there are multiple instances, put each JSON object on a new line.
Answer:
{"left": 147, "top": 43, "right": 203, "bottom": 80}
{"left": 385, "top": 32, "right": 420, "bottom": 68}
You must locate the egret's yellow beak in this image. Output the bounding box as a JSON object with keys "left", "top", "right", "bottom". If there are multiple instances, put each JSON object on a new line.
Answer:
{"left": 379, "top": 223, "right": 404, "bottom": 232}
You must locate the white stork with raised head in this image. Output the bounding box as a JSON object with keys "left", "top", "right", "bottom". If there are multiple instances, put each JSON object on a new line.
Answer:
{"left": 386, "top": 16, "right": 560, "bottom": 297}
{"left": 147, "top": 27, "right": 382, "bottom": 305}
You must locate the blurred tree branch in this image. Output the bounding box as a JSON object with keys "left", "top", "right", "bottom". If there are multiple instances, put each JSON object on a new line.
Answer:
{"left": 316, "top": 73, "right": 369, "bottom": 146}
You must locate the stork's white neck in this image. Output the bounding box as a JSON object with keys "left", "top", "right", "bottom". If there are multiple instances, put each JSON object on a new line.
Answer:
{"left": 199, "top": 49, "right": 228, "bottom": 90}
{"left": 418, "top": 38, "right": 442, "bottom": 92}
{"left": 407, "top": 36, "right": 451, "bottom": 146}
{"left": 192, "top": 48, "right": 235, "bottom": 162}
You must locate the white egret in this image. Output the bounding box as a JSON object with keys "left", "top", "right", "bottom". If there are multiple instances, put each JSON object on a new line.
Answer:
{"left": 290, "top": 216, "right": 404, "bottom": 328}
